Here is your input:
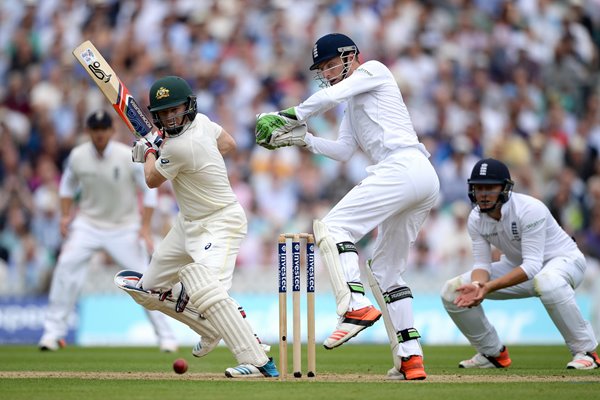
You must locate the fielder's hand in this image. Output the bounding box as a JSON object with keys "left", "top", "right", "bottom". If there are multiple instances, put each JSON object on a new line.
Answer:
{"left": 454, "top": 281, "right": 487, "bottom": 308}
{"left": 255, "top": 107, "right": 302, "bottom": 148}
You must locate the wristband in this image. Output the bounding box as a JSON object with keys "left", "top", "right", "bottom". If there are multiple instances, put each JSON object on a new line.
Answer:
{"left": 144, "top": 148, "right": 158, "bottom": 160}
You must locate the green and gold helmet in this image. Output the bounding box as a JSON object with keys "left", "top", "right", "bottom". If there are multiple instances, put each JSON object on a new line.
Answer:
{"left": 148, "top": 76, "right": 197, "bottom": 136}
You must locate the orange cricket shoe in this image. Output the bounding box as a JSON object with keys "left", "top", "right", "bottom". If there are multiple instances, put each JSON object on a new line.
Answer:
{"left": 459, "top": 346, "right": 512, "bottom": 368}
{"left": 323, "top": 305, "right": 382, "bottom": 349}
{"left": 387, "top": 355, "right": 427, "bottom": 380}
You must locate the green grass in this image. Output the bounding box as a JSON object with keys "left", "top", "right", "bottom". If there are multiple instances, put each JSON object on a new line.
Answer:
{"left": 0, "top": 345, "right": 598, "bottom": 400}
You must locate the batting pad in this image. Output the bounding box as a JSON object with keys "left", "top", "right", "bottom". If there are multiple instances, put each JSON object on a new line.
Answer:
{"left": 313, "top": 219, "right": 351, "bottom": 316}
{"left": 361, "top": 261, "right": 401, "bottom": 370}
{"left": 179, "top": 263, "right": 268, "bottom": 366}
{"left": 114, "top": 270, "right": 220, "bottom": 342}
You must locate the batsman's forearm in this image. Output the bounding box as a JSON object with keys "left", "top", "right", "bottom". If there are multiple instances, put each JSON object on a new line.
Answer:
{"left": 143, "top": 154, "right": 167, "bottom": 188}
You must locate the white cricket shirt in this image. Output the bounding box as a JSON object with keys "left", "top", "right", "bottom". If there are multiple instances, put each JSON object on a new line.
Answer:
{"left": 296, "top": 60, "right": 429, "bottom": 164}
{"left": 60, "top": 141, "right": 157, "bottom": 229}
{"left": 468, "top": 192, "right": 581, "bottom": 279}
{"left": 154, "top": 114, "right": 237, "bottom": 220}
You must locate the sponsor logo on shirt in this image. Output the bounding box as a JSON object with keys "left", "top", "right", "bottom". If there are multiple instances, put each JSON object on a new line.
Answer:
{"left": 481, "top": 231, "right": 498, "bottom": 240}
{"left": 357, "top": 67, "right": 372, "bottom": 76}
{"left": 524, "top": 218, "right": 545, "bottom": 232}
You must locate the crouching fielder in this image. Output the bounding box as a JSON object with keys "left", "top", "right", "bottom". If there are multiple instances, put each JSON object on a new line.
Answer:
{"left": 441, "top": 158, "right": 599, "bottom": 370}
{"left": 124, "top": 76, "right": 277, "bottom": 378}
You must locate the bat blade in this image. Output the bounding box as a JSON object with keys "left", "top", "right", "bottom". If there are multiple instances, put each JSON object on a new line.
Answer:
{"left": 72, "top": 40, "right": 154, "bottom": 139}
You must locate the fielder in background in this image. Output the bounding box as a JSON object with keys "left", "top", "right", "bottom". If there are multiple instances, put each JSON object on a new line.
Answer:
{"left": 441, "top": 158, "right": 600, "bottom": 370}
{"left": 127, "top": 76, "right": 278, "bottom": 378}
{"left": 255, "top": 33, "right": 440, "bottom": 380}
{"left": 38, "top": 110, "right": 177, "bottom": 352}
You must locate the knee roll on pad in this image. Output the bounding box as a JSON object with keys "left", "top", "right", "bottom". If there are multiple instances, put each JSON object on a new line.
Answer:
{"left": 179, "top": 263, "right": 229, "bottom": 315}
{"left": 383, "top": 286, "right": 412, "bottom": 304}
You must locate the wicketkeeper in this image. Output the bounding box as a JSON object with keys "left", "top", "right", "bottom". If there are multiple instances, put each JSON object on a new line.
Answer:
{"left": 256, "top": 33, "right": 440, "bottom": 380}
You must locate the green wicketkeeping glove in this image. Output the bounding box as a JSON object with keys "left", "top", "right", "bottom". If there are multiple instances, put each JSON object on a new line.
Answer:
{"left": 255, "top": 107, "right": 302, "bottom": 148}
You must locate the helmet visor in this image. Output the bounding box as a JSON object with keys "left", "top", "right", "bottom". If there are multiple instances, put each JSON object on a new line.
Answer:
{"left": 312, "top": 50, "right": 356, "bottom": 88}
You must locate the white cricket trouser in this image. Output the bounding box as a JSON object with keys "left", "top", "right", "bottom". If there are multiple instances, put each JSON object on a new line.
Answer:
{"left": 42, "top": 218, "right": 175, "bottom": 344}
{"left": 140, "top": 203, "right": 259, "bottom": 363}
{"left": 441, "top": 251, "right": 597, "bottom": 356}
{"left": 324, "top": 147, "right": 440, "bottom": 356}
{"left": 141, "top": 202, "right": 247, "bottom": 292}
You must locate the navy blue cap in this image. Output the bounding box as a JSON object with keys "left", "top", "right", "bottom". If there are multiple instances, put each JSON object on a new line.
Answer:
{"left": 86, "top": 110, "right": 113, "bottom": 130}
{"left": 468, "top": 158, "right": 512, "bottom": 184}
{"left": 309, "top": 33, "right": 359, "bottom": 71}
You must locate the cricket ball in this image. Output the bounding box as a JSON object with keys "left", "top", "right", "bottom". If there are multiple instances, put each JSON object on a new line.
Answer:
{"left": 173, "top": 358, "right": 188, "bottom": 374}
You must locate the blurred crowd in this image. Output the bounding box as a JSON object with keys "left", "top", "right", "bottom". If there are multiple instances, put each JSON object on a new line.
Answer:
{"left": 1, "top": 0, "right": 600, "bottom": 297}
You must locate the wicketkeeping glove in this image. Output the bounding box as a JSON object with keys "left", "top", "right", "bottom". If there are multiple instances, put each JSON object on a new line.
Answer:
{"left": 255, "top": 107, "right": 303, "bottom": 148}
{"left": 269, "top": 124, "right": 308, "bottom": 148}
{"left": 131, "top": 132, "right": 162, "bottom": 163}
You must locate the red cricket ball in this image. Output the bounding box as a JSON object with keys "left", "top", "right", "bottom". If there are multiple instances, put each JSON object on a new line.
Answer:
{"left": 173, "top": 358, "right": 188, "bottom": 374}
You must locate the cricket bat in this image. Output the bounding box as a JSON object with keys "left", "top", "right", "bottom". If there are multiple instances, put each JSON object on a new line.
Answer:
{"left": 72, "top": 40, "right": 155, "bottom": 139}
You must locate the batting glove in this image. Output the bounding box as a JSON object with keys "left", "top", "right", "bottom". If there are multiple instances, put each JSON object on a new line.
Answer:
{"left": 255, "top": 107, "right": 302, "bottom": 148}
{"left": 132, "top": 137, "right": 160, "bottom": 163}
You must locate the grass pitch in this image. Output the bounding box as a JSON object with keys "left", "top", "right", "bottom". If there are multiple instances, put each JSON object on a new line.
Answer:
{"left": 0, "top": 344, "right": 598, "bottom": 400}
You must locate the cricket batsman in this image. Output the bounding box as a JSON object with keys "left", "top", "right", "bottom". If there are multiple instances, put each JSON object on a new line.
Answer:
{"left": 121, "top": 76, "right": 277, "bottom": 378}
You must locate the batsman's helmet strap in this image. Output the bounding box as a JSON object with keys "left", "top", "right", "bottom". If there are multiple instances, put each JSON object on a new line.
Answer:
{"left": 309, "top": 33, "right": 359, "bottom": 71}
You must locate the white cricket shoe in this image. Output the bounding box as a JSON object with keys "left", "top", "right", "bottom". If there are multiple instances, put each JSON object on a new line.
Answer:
{"left": 159, "top": 339, "right": 178, "bottom": 353}
{"left": 191, "top": 337, "right": 221, "bottom": 358}
{"left": 459, "top": 346, "right": 511, "bottom": 368}
{"left": 38, "top": 337, "right": 66, "bottom": 351}
{"left": 225, "top": 357, "right": 279, "bottom": 378}
{"left": 566, "top": 352, "right": 600, "bottom": 370}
